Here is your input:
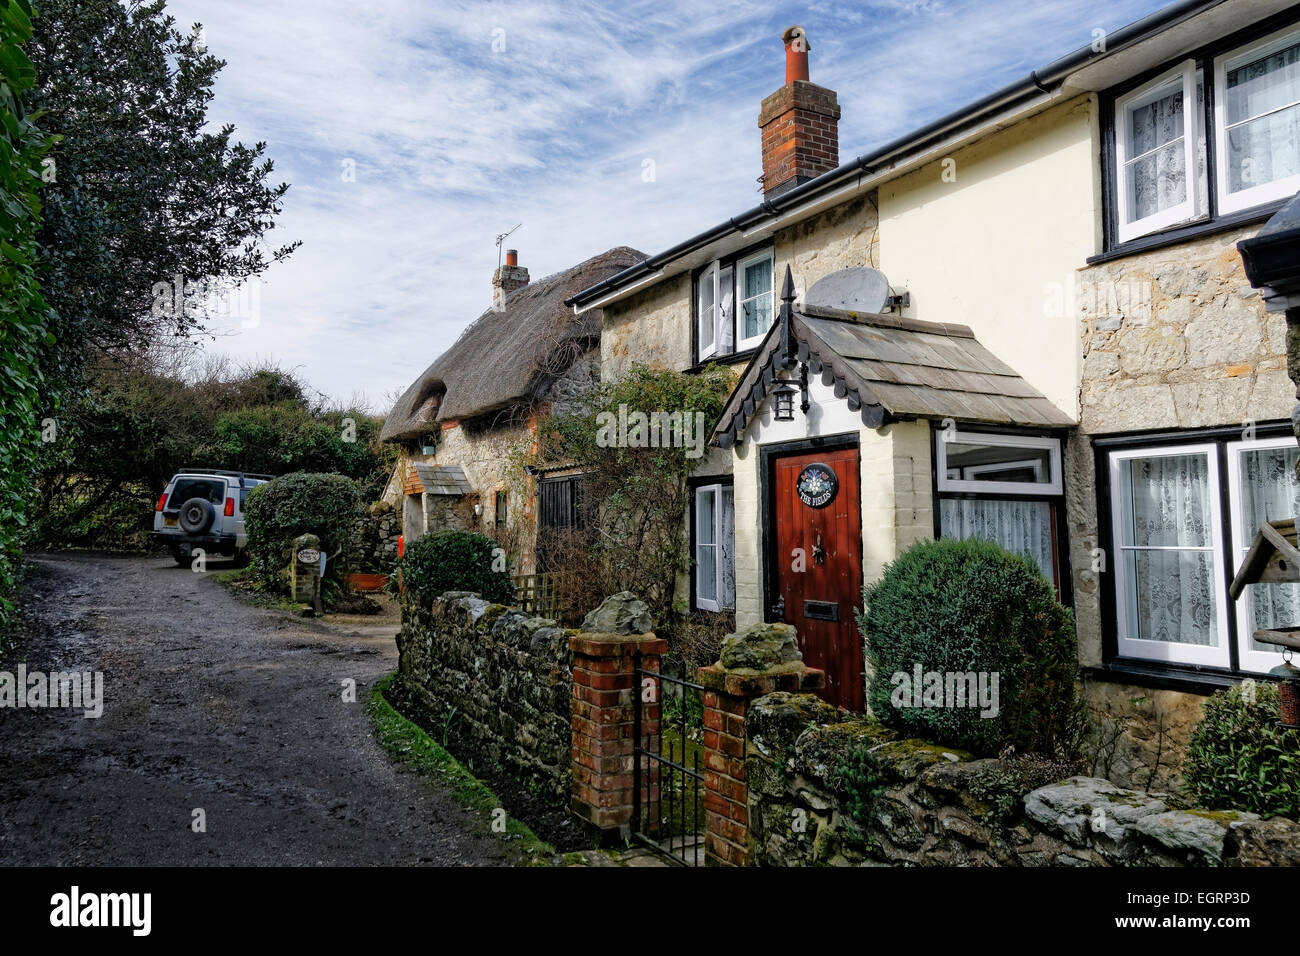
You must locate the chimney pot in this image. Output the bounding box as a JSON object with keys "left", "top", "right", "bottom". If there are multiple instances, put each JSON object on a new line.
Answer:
{"left": 505, "top": 249, "right": 518, "bottom": 267}
{"left": 783, "top": 25, "right": 809, "bottom": 83}
{"left": 759, "top": 26, "right": 840, "bottom": 198}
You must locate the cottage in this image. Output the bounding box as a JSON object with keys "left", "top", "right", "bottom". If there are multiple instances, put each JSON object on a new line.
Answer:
{"left": 564, "top": 0, "right": 1300, "bottom": 789}
{"left": 381, "top": 246, "right": 644, "bottom": 575}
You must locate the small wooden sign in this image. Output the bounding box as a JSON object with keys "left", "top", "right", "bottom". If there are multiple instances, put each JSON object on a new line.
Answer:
{"left": 795, "top": 463, "right": 838, "bottom": 509}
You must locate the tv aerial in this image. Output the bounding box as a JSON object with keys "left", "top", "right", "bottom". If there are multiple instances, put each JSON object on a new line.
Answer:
{"left": 495, "top": 223, "right": 521, "bottom": 269}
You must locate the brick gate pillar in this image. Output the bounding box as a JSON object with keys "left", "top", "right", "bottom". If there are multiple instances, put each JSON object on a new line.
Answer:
{"left": 697, "top": 623, "right": 824, "bottom": 867}
{"left": 568, "top": 631, "right": 667, "bottom": 845}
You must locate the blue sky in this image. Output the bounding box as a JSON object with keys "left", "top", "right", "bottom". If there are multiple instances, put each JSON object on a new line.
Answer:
{"left": 164, "top": 0, "right": 1172, "bottom": 409}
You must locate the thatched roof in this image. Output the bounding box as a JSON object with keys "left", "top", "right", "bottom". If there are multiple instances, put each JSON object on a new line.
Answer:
{"left": 382, "top": 246, "right": 646, "bottom": 442}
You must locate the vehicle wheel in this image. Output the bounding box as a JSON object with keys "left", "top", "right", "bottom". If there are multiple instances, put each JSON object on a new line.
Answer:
{"left": 169, "top": 545, "right": 188, "bottom": 567}
{"left": 177, "top": 497, "right": 216, "bottom": 534}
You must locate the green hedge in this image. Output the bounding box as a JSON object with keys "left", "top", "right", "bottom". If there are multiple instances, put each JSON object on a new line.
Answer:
{"left": 243, "top": 472, "right": 360, "bottom": 590}
{"left": 1185, "top": 682, "right": 1300, "bottom": 818}
{"left": 400, "top": 530, "right": 514, "bottom": 606}
{"left": 860, "top": 538, "right": 1080, "bottom": 758}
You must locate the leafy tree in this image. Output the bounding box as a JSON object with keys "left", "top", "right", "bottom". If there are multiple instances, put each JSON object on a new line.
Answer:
{"left": 0, "top": 0, "right": 54, "bottom": 627}
{"left": 26, "top": 0, "right": 298, "bottom": 396}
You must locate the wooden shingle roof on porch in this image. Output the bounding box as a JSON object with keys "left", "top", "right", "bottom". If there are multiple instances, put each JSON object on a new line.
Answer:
{"left": 712, "top": 267, "right": 1075, "bottom": 448}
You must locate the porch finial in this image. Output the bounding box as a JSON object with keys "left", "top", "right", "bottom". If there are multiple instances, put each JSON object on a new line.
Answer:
{"left": 779, "top": 265, "right": 797, "bottom": 368}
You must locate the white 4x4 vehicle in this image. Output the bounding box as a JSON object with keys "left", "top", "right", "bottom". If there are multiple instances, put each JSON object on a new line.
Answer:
{"left": 151, "top": 469, "right": 273, "bottom": 566}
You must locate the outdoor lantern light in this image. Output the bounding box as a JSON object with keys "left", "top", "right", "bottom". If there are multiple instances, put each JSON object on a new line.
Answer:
{"left": 773, "top": 383, "right": 798, "bottom": 421}
{"left": 1269, "top": 652, "right": 1300, "bottom": 730}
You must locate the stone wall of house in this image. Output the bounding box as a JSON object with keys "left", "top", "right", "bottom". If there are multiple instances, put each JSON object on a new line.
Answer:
{"left": 745, "top": 692, "right": 1293, "bottom": 866}
{"left": 602, "top": 274, "right": 693, "bottom": 379}
{"left": 348, "top": 500, "right": 401, "bottom": 574}
{"left": 774, "top": 193, "right": 880, "bottom": 301}
{"left": 395, "top": 589, "right": 573, "bottom": 804}
{"left": 1068, "top": 223, "right": 1294, "bottom": 795}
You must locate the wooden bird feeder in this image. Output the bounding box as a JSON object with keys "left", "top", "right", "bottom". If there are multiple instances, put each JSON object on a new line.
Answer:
{"left": 1231, "top": 518, "right": 1300, "bottom": 728}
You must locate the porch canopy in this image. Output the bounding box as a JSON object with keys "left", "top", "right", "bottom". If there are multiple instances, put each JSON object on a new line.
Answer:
{"left": 712, "top": 266, "right": 1074, "bottom": 448}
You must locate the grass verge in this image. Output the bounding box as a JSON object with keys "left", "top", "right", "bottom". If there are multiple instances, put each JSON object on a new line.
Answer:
{"left": 367, "top": 673, "right": 555, "bottom": 864}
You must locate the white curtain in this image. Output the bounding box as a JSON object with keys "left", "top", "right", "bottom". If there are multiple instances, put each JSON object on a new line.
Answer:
{"left": 1226, "top": 42, "right": 1300, "bottom": 192}
{"left": 1239, "top": 446, "right": 1300, "bottom": 652}
{"left": 720, "top": 487, "right": 735, "bottom": 611}
{"left": 1122, "top": 454, "right": 1217, "bottom": 645}
{"left": 1127, "top": 87, "right": 1187, "bottom": 221}
{"left": 940, "top": 498, "right": 1054, "bottom": 583}
{"left": 718, "top": 265, "right": 734, "bottom": 354}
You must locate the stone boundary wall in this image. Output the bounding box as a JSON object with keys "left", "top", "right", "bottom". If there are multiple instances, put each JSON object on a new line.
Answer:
{"left": 395, "top": 589, "right": 573, "bottom": 804}
{"left": 746, "top": 693, "right": 1298, "bottom": 867}
{"left": 350, "top": 500, "right": 401, "bottom": 574}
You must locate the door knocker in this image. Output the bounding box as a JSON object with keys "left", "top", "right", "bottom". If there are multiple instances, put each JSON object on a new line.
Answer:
{"left": 812, "top": 532, "right": 826, "bottom": 566}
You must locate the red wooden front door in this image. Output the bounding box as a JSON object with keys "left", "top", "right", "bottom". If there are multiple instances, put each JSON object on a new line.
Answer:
{"left": 771, "top": 446, "right": 864, "bottom": 711}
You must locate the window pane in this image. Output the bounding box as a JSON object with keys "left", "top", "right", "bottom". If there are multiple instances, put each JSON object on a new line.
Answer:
{"left": 1130, "top": 87, "right": 1184, "bottom": 155}
{"left": 718, "top": 265, "right": 734, "bottom": 353}
{"left": 697, "top": 546, "right": 717, "bottom": 603}
{"left": 1125, "top": 549, "right": 1218, "bottom": 645}
{"left": 1239, "top": 444, "right": 1300, "bottom": 652}
{"left": 940, "top": 498, "right": 1054, "bottom": 583}
{"left": 1127, "top": 141, "right": 1187, "bottom": 222}
{"left": 1120, "top": 454, "right": 1211, "bottom": 548}
{"left": 697, "top": 489, "right": 716, "bottom": 545}
{"left": 744, "top": 258, "right": 772, "bottom": 298}
{"left": 742, "top": 294, "right": 772, "bottom": 340}
{"left": 720, "top": 487, "right": 735, "bottom": 610}
{"left": 1226, "top": 40, "right": 1300, "bottom": 126}
{"left": 1226, "top": 105, "right": 1300, "bottom": 193}
{"left": 944, "top": 440, "right": 1054, "bottom": 486}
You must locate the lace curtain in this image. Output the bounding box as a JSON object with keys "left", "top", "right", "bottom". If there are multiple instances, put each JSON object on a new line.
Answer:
{"left": 719, "top": 487, "right": 735, "bottom": 610}
{"left": 1128, "top": 87, "right": 1187, "bottom": 220}
{"left": 1121, "top": 454, "right": 1217, "bottom": 646}
{"left": 1239, "top": 446, "right": 1300, "bottom": 652}
{"left": 1226, "top": 41, "right": 1300, "bottom": 192}
{"left": 939, "top": 498, "right": 1054, "bottom": 583}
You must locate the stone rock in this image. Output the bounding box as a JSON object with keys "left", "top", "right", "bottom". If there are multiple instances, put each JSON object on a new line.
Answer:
{"left": 1024, "top": 776, "right": 1167, "bottom": 863}
{"left": 1223, "top": 816, "right": 1300, "bottom": 866}
{"left": 580, "top": 591, "right": 652, "bottom": 634}
{"left": 1134, "top": 809, "right": 1256, "bottom": 866}
{"left": 793, "top": 719, "right": 895, "bottom": 785}
{"left": 1082, "top": 349, "right": 1119, "bottom": 379}
{"left": 746, "top": 692, "right": 839, "bottom": 759}
{"left": 1171, "top": 379, "right": 1250, "bottom": 428}
{"left": 1082, "top": 382, "right": 1177, "bottom": 432}
{"left": 1185, "top": 300, "right": 1260, "bottom": 367}
{"left": 719, "top": 621, "right": 802, "bottom": 670}
{"left": 1118, "top": 325, "right": 1186, "bottom": 375}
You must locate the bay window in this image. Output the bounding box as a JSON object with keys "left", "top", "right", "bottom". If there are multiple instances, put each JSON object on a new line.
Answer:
{"left": 693, "top": 482, "right": 735, "bottom": 612}
{"left": 1100, "top": 426, "right": 1299, "bottom": 675}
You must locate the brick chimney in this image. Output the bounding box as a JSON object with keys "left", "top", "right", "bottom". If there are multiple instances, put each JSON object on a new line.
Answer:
{"left": 758, "top": 26, "right": 841, "bottom": 198}
{"left": 492, "top": 248, "right": 529, "bottom": 309}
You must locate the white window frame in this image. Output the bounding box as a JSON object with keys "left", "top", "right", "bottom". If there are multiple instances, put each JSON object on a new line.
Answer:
{"left": 697, "top": 262, "right": 719, "bottom": 361}
{"left": 1227, "top": 434, "right": 1296, "bottom": 673}
{"left": 1114, "top": 61, "right": 1201, "bottom": 243}
{"left": 694, "top": 483, "right": 734, "bottom": 612}
{"left": 1108, "top": 443, "right": 1231, "bottom": 668}
{"left": 736, "top": 250, "right": 775, "bottom": 351}
{"left": 935, "top": 431, "right": 1062, "bottom": 496}
{"left": 1214, "top": 23, "right": 1300, "bottom": 215}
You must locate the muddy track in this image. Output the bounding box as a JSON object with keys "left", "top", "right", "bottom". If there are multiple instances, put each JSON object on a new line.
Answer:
{"left": 0, "top": 552, "right": 508, "bottom": 866}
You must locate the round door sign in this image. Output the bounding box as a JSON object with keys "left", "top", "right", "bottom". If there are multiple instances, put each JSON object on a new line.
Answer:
{"left": 796, "top": 463, "right": 838, "bottom": 509}
{"left": 297, "top": 548, "right": 321, "bottom": 564}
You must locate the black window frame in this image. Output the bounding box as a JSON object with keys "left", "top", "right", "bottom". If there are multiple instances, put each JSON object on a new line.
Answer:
{"left": 689, "top": 240, "right": 775, "bottom": 370}
{"left": 494, "top": 488, "right": 508, "bottom": 528}
{"left": 1092, "top": 419, "right": 1295, "bottom": 691}
{"left": 1096, "top": 6, "right": 1300, "bottom": 262}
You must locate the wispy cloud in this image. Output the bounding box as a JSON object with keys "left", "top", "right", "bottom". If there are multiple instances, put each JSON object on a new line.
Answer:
{"left": 163, "top": 0, "right": 1169, "bottom": 408}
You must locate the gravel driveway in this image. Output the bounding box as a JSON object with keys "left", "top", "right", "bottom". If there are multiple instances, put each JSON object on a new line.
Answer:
{"left": 0, "top": 552, "right": 509, "bottom": 866}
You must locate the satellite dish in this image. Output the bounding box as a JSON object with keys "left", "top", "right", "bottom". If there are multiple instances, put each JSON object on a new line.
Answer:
{"left": 805, "top": 267, "right": 890, "bottom": 314}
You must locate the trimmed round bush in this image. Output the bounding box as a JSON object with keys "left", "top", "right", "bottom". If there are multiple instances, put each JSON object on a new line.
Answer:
{"left": 860, "top": 538, "right": 1080, "bottom": 757}
{"left": 243, "top": 472, "right": 361, "bottom": 590}
{"left": 1185, "top": 682, "right": 1300, "bottom": 818}
{"left": 401, "top": 530, "right": 515, "bottom": 605}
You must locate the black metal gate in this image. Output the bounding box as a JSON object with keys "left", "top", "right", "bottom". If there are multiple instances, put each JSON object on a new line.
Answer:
{"left": 632, "top": 651, "right": 706, "bottom": 866}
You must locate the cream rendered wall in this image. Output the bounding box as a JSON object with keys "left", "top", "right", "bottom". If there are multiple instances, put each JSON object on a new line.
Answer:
{"left": 877, "top": 96, "right": 1098, "bottom": 421}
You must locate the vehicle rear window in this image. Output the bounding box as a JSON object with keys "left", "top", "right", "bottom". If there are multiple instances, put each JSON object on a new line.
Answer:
{"left": 169, "top": 478, "right": 225, "bottom": 505}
